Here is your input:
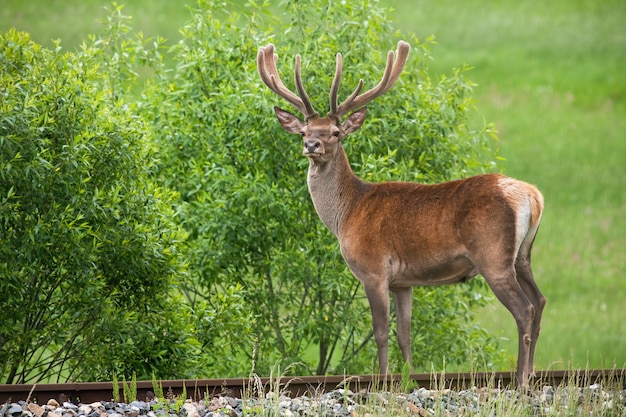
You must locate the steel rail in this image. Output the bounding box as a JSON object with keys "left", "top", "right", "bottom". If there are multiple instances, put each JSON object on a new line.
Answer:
{"left": 1, "top": 369, "right": 624, "bottom": 404}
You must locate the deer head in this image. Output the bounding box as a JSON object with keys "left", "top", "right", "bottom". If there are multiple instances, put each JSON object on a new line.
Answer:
{"left": 257, "top": 41, "right": 410, "bottom": 162}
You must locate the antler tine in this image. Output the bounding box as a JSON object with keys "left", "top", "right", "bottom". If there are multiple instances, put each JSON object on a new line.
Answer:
{"left": 257, "top": 44, "right": 318, "bottom": 120}
{"left": 257, "top": 44, "right": 305, "bottom": 114}
{"left": 329, "top": 52, "right": 343, "bottom": 117}
{"left": 294, "top": 55, "right": 318, "bottom": 119}
{"left": 332, "top": 41, "right": 410, "bottom": 119}
{"left": 328, "top": 53, "right": 366, "bottom": 119}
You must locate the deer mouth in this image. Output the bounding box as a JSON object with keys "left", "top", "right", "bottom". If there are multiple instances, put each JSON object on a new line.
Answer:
{"left": 303, "top": 149, "right": 324, "bottom": 157}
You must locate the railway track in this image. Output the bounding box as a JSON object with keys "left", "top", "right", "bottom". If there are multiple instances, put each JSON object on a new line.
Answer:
{"left": 1, "top": 369, "right": 624, "bottom": 405}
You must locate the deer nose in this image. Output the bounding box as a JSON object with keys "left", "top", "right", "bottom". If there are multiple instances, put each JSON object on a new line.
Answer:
{"left": 305, "top": 140, "right": 321, "bottom": 153}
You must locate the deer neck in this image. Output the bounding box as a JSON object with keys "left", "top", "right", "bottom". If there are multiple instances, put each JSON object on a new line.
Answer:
{"left": 306, "top": 146, "right": 366, "bottom": 237}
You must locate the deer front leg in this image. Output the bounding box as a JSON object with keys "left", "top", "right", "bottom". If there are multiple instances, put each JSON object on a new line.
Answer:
{"left": 392, "top": 287, "right": 413, "bottom": 368}
{"left": 363, "top": 281, "right": 391, "bottom": 374}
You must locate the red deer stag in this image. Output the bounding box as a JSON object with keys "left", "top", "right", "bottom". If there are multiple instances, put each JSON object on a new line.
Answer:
{"left": 257, "top": 40, "right": 545, "bottom": 389}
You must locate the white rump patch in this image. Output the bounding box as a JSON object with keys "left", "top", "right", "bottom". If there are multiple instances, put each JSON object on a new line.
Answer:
{"left": 497, "top": 177, "right": 536, "bottom": 258}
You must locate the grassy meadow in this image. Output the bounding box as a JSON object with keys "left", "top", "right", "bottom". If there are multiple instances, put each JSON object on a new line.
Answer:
{"left": 391, "top": 0, "right": 626, "bottom": 371}
{"left": 2, "top": 0, "right": 624, "bottom": 374}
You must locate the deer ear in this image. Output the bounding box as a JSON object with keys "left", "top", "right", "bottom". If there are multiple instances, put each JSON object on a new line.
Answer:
{"left": 342, "top": 107, "right": 367, "bottom": 135}
{"left": 274, "top": 106, "right": 305, "bottom": 134}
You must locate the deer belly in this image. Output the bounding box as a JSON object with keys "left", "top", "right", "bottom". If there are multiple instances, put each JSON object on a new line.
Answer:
{"left": 389, "top": 256, "right": 478, "bottom": 288}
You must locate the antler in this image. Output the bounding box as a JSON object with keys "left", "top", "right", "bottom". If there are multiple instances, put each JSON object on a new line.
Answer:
{"left": 329, "top": 40, "right": 410, "bottom": 120}
{"left": 257, "top": 43, "right": 318, "bottom": 120}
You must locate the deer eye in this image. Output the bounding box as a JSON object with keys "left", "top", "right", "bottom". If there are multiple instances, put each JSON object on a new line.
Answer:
{"left": 332, "top": 130, "right": 340, "bottom": 137}
{"left": 300, "top": 131, "right": 306, "bottom": 136}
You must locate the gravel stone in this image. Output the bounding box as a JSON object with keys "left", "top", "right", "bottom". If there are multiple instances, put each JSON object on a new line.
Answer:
{"left": 2, "top": 383, "right": 624, "bottom": 417}
{"left": 7, "top": 405, "right": 24, "bottom": 417}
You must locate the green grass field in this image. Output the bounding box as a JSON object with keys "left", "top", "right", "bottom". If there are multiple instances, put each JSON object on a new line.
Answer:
{"left": 2, "top": 0, "right": 624, "bottom": 372}
{"left": 393, "top": 0, "right": 626, "bottom": 371}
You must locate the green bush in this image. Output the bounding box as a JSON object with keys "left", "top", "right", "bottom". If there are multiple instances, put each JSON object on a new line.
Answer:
{"left": 1, "top": 0, "right": 507, "bottom": 381}
{"left": 0, "top": 28, "right": 195, "bottom": 383}
{"left": 144, "top": 0, "right": 504, "bottom": 375}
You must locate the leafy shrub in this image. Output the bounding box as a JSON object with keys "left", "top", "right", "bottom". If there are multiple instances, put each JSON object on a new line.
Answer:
{"left": 0, "top": 28, "right": 195, "bottom": 382}
{"left": 144, "top": 0, "right": 505, "bottom": 375}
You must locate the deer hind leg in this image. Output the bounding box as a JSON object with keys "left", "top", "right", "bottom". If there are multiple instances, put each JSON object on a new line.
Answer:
{"left": 363, "top": 281, "right": 391, "bottom": 374}
{"left": 515, "top": 254, "right": 546, "bottom": 379}
{"left": 481, "top": 265, "right": 535, "bottom": 389}
{"left": 392, "top": 287, "right": 413, "bottom": 369}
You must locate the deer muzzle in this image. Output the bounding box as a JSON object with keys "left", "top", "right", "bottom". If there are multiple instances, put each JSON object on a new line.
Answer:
{"left": 304, "top": 139, "right": 321, "bottom": 155}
